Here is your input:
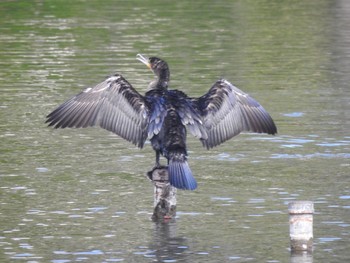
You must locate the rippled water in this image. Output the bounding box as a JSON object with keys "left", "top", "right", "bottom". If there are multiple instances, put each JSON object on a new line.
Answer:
{"left": 1, "top": 0, "right": 349, "bottom": 262}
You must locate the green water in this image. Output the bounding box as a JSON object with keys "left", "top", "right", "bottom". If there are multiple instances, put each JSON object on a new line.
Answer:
{"left": 1, "top": 0, "right": 349, "bottom": 262}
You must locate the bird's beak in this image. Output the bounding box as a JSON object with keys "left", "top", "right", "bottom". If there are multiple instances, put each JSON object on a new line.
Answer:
{"left": 136, "top": 54, "right": 151, "bottom": 69}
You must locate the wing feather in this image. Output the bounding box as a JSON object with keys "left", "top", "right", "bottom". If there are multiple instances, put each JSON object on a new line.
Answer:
{"left": 193, "top": 79, "right": 277, "bottom": 149}
{"left": 155, "top": 89, "right": 207, "bottom": 140}
{"left": 46, "top": 74, "right": 149, "bottom": 148}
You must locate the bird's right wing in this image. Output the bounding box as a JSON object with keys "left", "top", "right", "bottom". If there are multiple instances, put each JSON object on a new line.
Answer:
{"left": 193, "top": 79, "right": 277, "bottom": 149}
{"left": 46, "top": 74, "right": 149, "bottom": 148}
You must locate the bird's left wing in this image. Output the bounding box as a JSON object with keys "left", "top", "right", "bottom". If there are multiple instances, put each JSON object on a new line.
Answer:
{"left": 192, "top": 79, "right": 277, "bottom": 149}
{"left": 46, "top": 74, "right": 149, "bottom": 148}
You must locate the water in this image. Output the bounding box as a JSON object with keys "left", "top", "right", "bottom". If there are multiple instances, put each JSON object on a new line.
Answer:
{"left": 1, "top": 0, "right": 349, "bottom": 262}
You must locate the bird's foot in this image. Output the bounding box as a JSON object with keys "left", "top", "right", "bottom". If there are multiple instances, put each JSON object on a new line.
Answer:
{"left": 153, "top": 162, "right": 167, "bottom": 170}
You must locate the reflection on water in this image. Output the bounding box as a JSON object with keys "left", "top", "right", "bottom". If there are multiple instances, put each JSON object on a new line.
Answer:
{"left": 148, "top": 222, "right": 189, "bottom": 262}
{"left": 290, "top": 251, "right": 313, "bottom": 263}
{"left": 1, "top": 0, "right": 350, "bottom": 262}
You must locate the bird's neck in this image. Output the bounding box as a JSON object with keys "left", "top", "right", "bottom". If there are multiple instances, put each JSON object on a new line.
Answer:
{"left": 151, "top": 71, "right": 169, "bottom": 90}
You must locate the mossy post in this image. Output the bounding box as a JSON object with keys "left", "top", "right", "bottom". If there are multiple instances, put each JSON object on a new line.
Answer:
{"left": 288, "top": 201, "right": 314, "bottom": 252}
{"left": 147, "top": 166, "right": 177, "bottom": 221}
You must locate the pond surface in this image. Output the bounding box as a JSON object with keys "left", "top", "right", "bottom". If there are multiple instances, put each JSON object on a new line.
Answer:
{"left": 0, "top": 0, "right": 349, "bottom": 262}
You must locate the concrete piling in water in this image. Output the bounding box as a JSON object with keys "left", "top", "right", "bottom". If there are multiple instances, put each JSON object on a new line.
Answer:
{"left": 288, "top": 201, "right": 314, "bottom": 252}
{"left": 147, "top": 166, "right": 177, "bottom": 221}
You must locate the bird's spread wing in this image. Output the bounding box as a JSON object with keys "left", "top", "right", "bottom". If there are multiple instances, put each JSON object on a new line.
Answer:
{"left": 145, "top": 96, "right": 167, "bottom": 139}
{"left": 193, "top": 79, "right": 277, "bottom": 149}
{"left": 166, "top": 90, "right": 208, "bottom": 140}
{"left": 177, "top": 101, "right": 208, "bottom": 140}
{"left": 46, "top": 74, "right": 149, "bottom": 148}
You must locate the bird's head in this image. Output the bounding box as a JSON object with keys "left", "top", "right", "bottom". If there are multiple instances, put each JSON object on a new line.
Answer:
{"left": 137, "top": 54, "right": 169, "bottom": 88}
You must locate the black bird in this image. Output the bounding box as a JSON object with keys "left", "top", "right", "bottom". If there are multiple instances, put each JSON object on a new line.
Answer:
{"left": 46, "top": 54, "right": 277, "bottom": 190}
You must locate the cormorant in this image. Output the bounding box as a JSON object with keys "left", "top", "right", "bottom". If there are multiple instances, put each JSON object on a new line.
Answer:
{"left": 46, "top": 54, "right": 277, "bottom": 190}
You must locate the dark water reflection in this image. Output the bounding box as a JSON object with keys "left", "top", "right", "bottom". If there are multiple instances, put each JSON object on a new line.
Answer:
{"left": 1, "top": 0, "right": 349, "bottom": 262}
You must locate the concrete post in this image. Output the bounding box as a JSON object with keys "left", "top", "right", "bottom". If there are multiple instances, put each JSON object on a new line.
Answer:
{"left": 288, "top": 201, "right": 314, "bottom": 252}
{"left": 147, "top": 166, "right": 177, "bottom": 221}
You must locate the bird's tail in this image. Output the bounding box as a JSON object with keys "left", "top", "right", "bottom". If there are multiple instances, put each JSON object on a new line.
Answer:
{"left": 168, "top": 158, "right": 197, "bottom": 190}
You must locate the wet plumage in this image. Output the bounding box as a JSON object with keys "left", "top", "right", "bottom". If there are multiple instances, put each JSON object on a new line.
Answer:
{"left": 46, "top": 54, "right": 277, "bottom": 190}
